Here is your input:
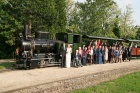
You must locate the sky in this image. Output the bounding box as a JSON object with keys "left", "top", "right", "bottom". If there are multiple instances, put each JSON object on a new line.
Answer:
{"left": 74, "top": 0, "right": 140, "bottom": 25}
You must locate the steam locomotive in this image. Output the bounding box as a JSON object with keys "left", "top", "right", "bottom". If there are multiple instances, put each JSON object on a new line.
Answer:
{"left": 14, "top": 25, "right": 64, "bottom": 69}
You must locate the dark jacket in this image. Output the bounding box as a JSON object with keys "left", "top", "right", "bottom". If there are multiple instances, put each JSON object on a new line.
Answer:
{"left": 60, "top": 46, "right": 66, "bottom": 56}
{"left": 82, "top": 50, "right": 87, "bottom": 58}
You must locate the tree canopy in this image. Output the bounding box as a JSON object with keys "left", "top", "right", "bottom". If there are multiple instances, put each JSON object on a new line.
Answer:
{"left": 0, "top": 0, "right": 139, "bottom": 58}
{"left": 0, "top": 0, "right": 66, "bottom": 58}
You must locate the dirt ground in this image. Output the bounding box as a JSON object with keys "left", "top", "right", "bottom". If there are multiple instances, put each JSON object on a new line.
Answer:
{"left": 0, "top": 59, "right": 15, "bottom": 63}
{"left": 0, "top": 59, "right": 140, "bottom": 93}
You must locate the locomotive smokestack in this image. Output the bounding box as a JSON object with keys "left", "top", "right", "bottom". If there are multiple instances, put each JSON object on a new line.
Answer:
{"left": 24, "top": 24, "right": 29, "bottom": 40}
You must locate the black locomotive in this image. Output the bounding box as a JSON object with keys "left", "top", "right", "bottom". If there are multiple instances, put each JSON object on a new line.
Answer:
{"left": 14, "top": 25, "right": 63, "bottom": 69}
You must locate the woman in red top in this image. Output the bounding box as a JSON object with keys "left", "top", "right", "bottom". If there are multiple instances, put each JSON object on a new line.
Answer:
{"left": 86, "top": 45, "right": 90, "bottom": 54}
{"left": 97, "top": 39, "right": 100, "bottom": 48}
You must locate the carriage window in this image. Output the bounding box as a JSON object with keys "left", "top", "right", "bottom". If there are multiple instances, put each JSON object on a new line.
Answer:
{"left": 73, "top": 35, "right": 80, "bottom": 43}
{"left": 64, "top": 34, "right": 68, "bottom": 43}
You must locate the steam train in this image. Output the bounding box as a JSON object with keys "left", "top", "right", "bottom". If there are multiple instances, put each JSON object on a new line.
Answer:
{"left": 14, "top": 25, "right": 64, "bottom": 69}
{"left": 14, "top": 25, "right": 140, "bottom": 69}
{"left": 14, "top": 24, "right": 83, "bottom": 69}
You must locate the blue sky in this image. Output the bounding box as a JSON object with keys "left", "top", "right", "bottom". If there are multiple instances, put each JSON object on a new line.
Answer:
{"left": 74, "top": 0, "right": 140, "bottom": 25}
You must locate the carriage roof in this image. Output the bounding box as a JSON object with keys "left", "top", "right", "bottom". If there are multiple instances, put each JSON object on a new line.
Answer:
{"left": 124, "top": 39, "right": 140, "bottom": 42}
{"left": 82, "top": 35, "right": 124, "bottom": 41}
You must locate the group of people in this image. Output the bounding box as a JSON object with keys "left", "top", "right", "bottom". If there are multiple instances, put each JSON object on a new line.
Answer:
{"left": 60, "top": 40, "right": 133, "bottom": 68}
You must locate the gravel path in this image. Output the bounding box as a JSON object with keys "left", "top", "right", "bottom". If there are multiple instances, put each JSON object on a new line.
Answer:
{"left": 0, "top": 60, "right": 140, "bottom": 93}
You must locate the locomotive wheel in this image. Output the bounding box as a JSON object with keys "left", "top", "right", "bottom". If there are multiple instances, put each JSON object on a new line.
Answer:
{"left": 39, "top": 59, "right": 45, "bottom": 68}
{"left": 50, "top": 58, "right": 55, "bottom": 63}
{"left": 48, "top": 58, "right": 55, "bottom": 64}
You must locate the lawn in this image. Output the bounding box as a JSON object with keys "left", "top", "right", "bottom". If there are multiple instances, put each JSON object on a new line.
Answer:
{"left": 68, "top": 71, "right": 140, "bottom": 93}
{"left": 0, "top": 62, "right": 15, "bottom": 70}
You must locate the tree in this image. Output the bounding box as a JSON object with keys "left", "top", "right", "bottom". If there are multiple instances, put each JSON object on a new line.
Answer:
{"left": 113, "top": 15, "right": 121, "bottom": 38}
{"left": 136, "top": 26, "right": 140, "bottom": 39}
{"left": 119, "top": 4, "right": 137, "bottom": 38}
{"left": 65, "top": 0, "right": 80, "bottom": 33}
{"left": 69, "top": 0, "right": 121, "bottom": 37}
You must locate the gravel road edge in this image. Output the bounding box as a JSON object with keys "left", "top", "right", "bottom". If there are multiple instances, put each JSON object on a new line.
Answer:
{"left": 6, "top": 65, "right": 140, "bottom": 93}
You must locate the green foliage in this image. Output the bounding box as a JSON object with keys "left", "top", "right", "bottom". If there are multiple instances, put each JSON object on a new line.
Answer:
{"left": 0, "top": 62, "right": 15, "bottom": 70}
{"left": 136, "top": 26, "right": 140, "bottom": 39}
{"left": 112, "top": 15, "right": 121, "bottom": 38}
{"left": 68, "top": 71, "right": 140, "bottom": 93}
{"left": 66, "top": 0, "right": 137, "bottom": 39}
{"left": 66, "top": 0, "right": 80, "bottom": 34}
{"left": 113, "top": 26, "right": 121, "bottom": 38}
{"left": 68, "top": 0, "right": 121, "bottom": 37}
{"left": 119, "top": 4, "right": 137, "bottom": 39}
{"left": 0, "top": 0, "right": 66, "bottom": 58}
{"left": 0, "top": 34, "right": 15, "bottom": 58}
{"left": 0, "top": 0, "right": 138, "bottom": 59}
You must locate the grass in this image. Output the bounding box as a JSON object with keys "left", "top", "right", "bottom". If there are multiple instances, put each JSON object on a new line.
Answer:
{"left": 68, "top": 71, "right": 140, "bottom": 93}
{"left": 0, "top": 62, "right": 15, "bottom": 70}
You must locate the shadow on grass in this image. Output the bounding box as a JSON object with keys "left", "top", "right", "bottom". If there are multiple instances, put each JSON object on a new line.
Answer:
{"left": 0, "top": 62, "right": 15, "bottom": 70}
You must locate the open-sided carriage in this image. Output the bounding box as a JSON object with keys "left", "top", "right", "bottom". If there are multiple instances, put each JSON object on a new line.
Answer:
{"left": 125, "top": 39, "right": 140, "bottom": 57}
{"left": 82, "top": 35, "right": 124, "bottom": 46}
{"left": 82, "top": 35, "right": 140, "bottom": 57}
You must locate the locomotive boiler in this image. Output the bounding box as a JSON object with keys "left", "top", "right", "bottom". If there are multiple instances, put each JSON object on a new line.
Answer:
{"left": 14, "top": 25, "right": 63, "bottom": 69}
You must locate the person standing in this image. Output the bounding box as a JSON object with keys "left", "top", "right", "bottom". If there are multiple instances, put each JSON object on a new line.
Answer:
{"left": 118, "top": 47, "right": 123, "bottom": 63}
{"left": 108, "top": 46, "right": 112, "bottom": 63}
{"left": 81, "top": 45, "right": 85, "bottom": 65}
{"left": 93, "top": 46, "right": 97, "bottom": 64}
{"left": 66, "top": 44, "right": 72, "bottom": 68}
{"left": 111, "top": 46, "right": 115, "bottom": 63}
{"left": 101, "top": 46, "right": 105, "bottom": 64}
{"left": 74, "top": 50, "right": 83, "bottom": 67}
{"left": 60, "top": 43, "right": 66, "bottom": 68}
{"left": 114, "top": 47, "right": 119, "bottom": 63}
{"left": 82, "top": 47, "right": 87, "bottom": 66}
{"left": 122, "top": 47, "right": 125, "bottom": 62}
{"left": 89, "top": 46, "right": 93, "bottom": 65}
{"left": 104, "top": 46, "right": 108, "bottom": 64}
{"left": 128, "top": 45, "right": 132, "bottom": 61}
{"left": 78, "top": 47, "right": 82, "bottom": 62}
{"left": 97, "top": 46, "right": 102, "bottom": 64}
{"left": 82, "top": 45, "right": 85, "bottom": 50}
{"left": 97, "top": 39, "right": 100, "bottom": 48}
{"left": 124, "top": 47, "right": 128, "bottom": 62}
{"left": 92, "top": 46, "right": 95, "bottom": 64}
